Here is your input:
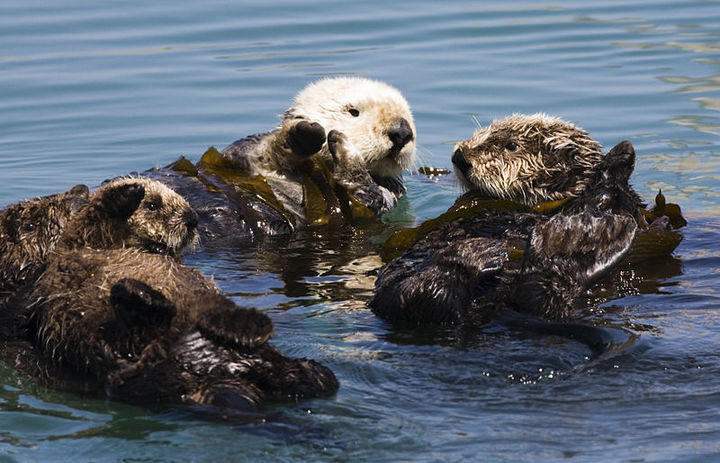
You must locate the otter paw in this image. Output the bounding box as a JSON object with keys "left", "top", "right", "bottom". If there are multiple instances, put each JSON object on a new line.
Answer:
{"left": 101, "top": 183, "right": 146, "bottom": 220}
{"left": 197, "top": 305, "right": 274, "bottom": 349}
{"left": 327, "top": 129, "right": 350, "bottom": 164}
{"left": 110, "top": 278, "right": 177, "bottom": 330}
{"left": 287, "top": 120, "right": 326, "bottom": 157}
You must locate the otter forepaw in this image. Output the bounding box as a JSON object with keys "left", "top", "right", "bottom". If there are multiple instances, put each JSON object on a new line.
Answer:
{"left": 327, "top": 129, "right": 350, "bottom": 164}
{"left": 101, "top": 183, "right": 146, "bottom": 220}
{"left": 110, "top": 278, "right": 177, "bottom": 330}
{"left": 197, "top": 305, "right": 274, "bottom": 349}
{"left": 287, "top": 121, "right": 326, "bottom": 158}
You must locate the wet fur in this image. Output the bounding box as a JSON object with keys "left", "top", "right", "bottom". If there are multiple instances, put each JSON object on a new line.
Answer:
{"left": 453, "top": 113, "right": 604, "bottom": 204}
{"left": 25, "top": 248, "right": 337, "bottom": 408}
{"left": 371, "top": 116, "right": 642, "bottom": 326}
{"left": 7, "top": 178, "right": 337, "bottom": 409}
{"left": 0, "top": 185, "right": 89, "bottom": 300}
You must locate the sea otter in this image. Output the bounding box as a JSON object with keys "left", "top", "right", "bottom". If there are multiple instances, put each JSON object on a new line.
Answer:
{"left": 26, "top": 248, "right": 338, "bottom": 409}
{"left": 142, "top": 77, "right": 416, "bottom": 244}
{"left": 370, "top": 114, "right": 645, "bottom": 328}
{"left": 0, "top": 184, "right": 89, "bottom": 301}
{"left": 6, "top": 178, "right": 337, "bottom": 410}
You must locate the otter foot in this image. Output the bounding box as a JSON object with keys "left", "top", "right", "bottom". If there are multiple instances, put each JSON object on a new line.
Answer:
{"left": 286, "top": 121, "right": 326, "bottom": 158}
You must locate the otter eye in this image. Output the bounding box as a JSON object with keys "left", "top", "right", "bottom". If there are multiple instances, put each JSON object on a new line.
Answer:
{"left": 505, "top": 142, "right": 519, "bottom": 152}
{"left": 145, "top": 202, "right": 159, "bottom": 212}
{"left": 348, "top": 108, "right": 360, "bottom": 117}
{"left": 24, "top": 222, "right": 36, "bottom": 233}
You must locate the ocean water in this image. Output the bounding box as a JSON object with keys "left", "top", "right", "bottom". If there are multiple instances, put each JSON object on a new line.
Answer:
{"left": 1, "top": 1, "right": 719, "bottom": 462}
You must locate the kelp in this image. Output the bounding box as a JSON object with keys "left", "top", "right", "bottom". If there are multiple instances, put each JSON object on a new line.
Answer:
{"left": 382, "top": 193, "right": 531, "bottom": 260}
{"left": 300, "top": 157, "right": 375, "bottom": 226}
{"left": 629, "top": 190, "right": 686, "bottom": 262}
{"left": 168, "top": 147, "right": 374, "bottom": 230}
{"left": 382, "top": 189, "right": 687, "bottom": 262}
{"left": 418, "top": 166, "right": 452, "bottom": 176}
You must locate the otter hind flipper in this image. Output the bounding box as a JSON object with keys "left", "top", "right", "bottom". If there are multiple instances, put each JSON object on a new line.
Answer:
{"left": 197, "top": 304, "right": 275, "bottom": 349}
{"left": 604, "top": 140, "right": 635, "bottom": 182}
{"left": 110, "top": 278, "right": 177, "bottom": 330}
{"left": 516, "top": 212, "right": 637, "bottom": 320}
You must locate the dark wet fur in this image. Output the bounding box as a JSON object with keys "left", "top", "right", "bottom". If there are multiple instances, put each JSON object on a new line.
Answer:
{"left": 370, "top": 141, "right": 642, "bottom": 336}
{"left": 0, "top": 185, "right": 89, "bottom": 301}
{"left": 15, "top": 248, "right": 337, "bottom": 410}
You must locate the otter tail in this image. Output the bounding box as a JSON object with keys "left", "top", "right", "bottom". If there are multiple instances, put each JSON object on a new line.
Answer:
{"left": 491, "top": 313, "right": 636, "bottom": 357}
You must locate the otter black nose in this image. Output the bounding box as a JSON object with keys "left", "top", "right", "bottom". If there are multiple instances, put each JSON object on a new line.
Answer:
{"left": 452, "top": 148, "right": 472, "bottom": 177}
{"left": 388, "top": 118, "right": 414, "bottom": 148}
{"left": 184, "top": 210, "right": 199, "bottom": 231}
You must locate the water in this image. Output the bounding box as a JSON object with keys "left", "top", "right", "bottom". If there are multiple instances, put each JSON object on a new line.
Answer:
{"left": 1, "top": 1, "right": 719, "bottom": 461}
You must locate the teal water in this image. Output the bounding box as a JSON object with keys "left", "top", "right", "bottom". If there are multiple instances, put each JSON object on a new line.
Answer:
{"left": 1, "top": 1, "right": 720, "bottom": 461}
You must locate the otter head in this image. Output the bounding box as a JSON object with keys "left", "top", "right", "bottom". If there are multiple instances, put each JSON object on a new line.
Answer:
{"left": 0, "top": 185, "right": 88, "bottom": 292}
{"left": 61, "top": 178, "right": 198, "bottom": 257}
{"left": 452, "top": 114, "right": 604, "bottom": 205}
{"left": 284, "top": 77, "right": 416, "bottom": 192}
{"left": 123, "top": 178, "right": 200, "bottom": 256}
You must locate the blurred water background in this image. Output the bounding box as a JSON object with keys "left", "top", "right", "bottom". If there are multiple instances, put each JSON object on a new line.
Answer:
{"left": 1, "top": 1, "right": 719, "bottom": 461}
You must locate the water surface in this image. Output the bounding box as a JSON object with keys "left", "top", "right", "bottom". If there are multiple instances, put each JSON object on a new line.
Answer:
{"left": 1, "top": 1, "right": 719, "bottom": 461}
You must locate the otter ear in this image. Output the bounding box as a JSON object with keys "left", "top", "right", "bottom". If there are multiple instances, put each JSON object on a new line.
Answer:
{"left": 603, "top": 140, "right": 635, "bottom": 183}
{"left": 101, "top": 183, "right": 146, "bottom": 220}
{"left": 197, "top": 302, "right": 274, "bottom": 349}
{"left": 110, "top": 278, "right": 176, "bottom": 330}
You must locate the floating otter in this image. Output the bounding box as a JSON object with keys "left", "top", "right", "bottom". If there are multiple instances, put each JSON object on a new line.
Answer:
{"left": 143, "top": 77, "right": 416, "bottom": 244}
{"left": 58, "top": 177, "right": 199, "bottom": 258}
{"left": 0, "top": 185, "right": 89, "bottom": 300}
{"left": 27, "top": 248, "right": 338, "bottom": 408}
{"left": 370, "top": 114, "right": 646, "bottom": 328}
{"left": 7, "top": 179, "right": 337, "bottom": 410}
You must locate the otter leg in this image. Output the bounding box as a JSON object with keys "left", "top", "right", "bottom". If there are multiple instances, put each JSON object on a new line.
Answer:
{"left": 285, "top": 120, "right": 326, "bottom": 158}
{"left": 196, "top": 302, "right": 274, "bottom": 349}
{"left": 514, "top": 211, "right": 637, "bottom": 320}
{"left": 110, "top": 278, "right": 177, "bottom": 330}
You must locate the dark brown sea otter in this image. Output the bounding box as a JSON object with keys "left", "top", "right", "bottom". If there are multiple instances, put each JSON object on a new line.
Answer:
{"left": 370, "top": 114, "right": 652, "bottom": 329}
{"left": 4, "top": 178, "right": 338, "bottom": 410}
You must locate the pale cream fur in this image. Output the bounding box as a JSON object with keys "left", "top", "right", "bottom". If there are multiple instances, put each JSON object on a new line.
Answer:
{"left": 283, "top": 77, "right": 416, "bottom": 178}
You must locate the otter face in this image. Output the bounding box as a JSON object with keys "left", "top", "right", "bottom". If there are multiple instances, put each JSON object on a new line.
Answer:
{"left": 0, "top": 185, "right": 88, "bottom": 291}
{"left": 452, "top": 114, "right": 604, "bottom": 205}
{"left": 284, "top": 77, "right": 416, "bottom": 182}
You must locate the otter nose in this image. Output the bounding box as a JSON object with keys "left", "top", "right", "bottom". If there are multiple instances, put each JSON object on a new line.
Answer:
{"left": 452, "top": 148, "right": 472, "bottom": 177}
{"left": 184, "top": 209, "right": 199, "bottom": 231}
{"left": 388, "top": 118, "right": 414, "bottom": 148}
